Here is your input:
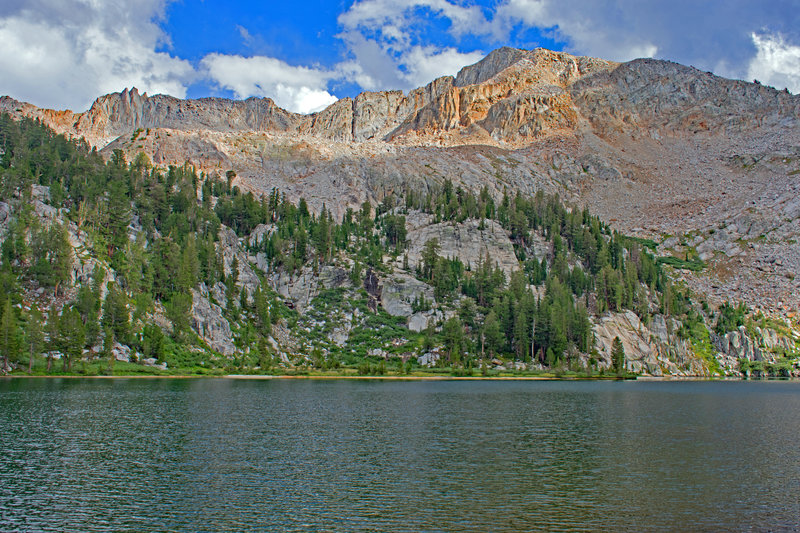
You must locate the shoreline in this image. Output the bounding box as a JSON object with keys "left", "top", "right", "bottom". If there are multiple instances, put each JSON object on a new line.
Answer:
{"left": 2, "top": 373, "right": 796, "bottom": 382}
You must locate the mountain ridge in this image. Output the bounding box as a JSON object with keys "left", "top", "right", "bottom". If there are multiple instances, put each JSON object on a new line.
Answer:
{"left": 0, "top": 47, "right": 622, "bottom": 147}
{"left": 2, "top": 47, "right": 797, "bottom": 151}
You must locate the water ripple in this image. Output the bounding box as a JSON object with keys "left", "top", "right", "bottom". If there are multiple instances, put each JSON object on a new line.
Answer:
{"left": 1, "top": 379, "right": 800, "bottom": 531}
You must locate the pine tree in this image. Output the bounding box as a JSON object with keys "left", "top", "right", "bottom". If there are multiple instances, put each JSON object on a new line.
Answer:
{"left": 483, "top": 311, "right": 503, "bottom": 357}
{"left": 611, "top": 336, "right": 626, "bottom": 375}
{"left": 0, "top": 298, "right": 20, "bottom": 371}
{"left": 76, "top": 284, "right": 101, "bottom": 347}
{"left": 421, "top": 238, "right": 440, "bottom": 281}
{"left": 258, "top": 337, "right": 272, "bottom": 371}
{"left": 45, "top": 305, "right": 59, "bottom": 372}
{"left": 58, "top": 306, "right": 85, "bottom": 372}
{"left": 24, "top": 304, "right": 44, "bottom": 373}
{"left": 51, "top": 223, "right": 73, "bottom": 297}
{"left": 167, "top": 292, "right": 193, "bottom": 341}
{"left": 514, "top": 311, "right": 530, "bottom": 361}
{"left": 31, "top": 222, "right": 73, "bottom": 295}
{"left": 178, "top": 234, "right": 200, "bottom": 291}
{"left": 254, "top": 286, "right": 271, "bottom": 336}
{"left": 442, "top": 316, "right": 464, "bottom": 364}
{"left": 103, "top": 323, "right": 115, "bottom": 373}
{"left": 106, "top": 178, "right": 131, "bottom": 259}
{"left": 102, "top": 283, "right": 130, "bottom": 344}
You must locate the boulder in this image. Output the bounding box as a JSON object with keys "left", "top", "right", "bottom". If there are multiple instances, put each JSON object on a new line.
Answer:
{"left": 417, "top": 352, "right": 441, "bottom": 367}
{"left": 112, "top": 343, "right": 131, "bottom": 363}
{"left": 408, "top": 312, "right": 430, "bottom": 333}
{"left": 380, "top": 273, "right": 435, "bottom": 318}
{"left": 143, "top": 358, "right": 168, "bottom": 370}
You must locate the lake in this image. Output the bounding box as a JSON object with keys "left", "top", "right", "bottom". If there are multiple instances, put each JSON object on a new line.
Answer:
{"left": 1, "top": 378, "right": 799, "bottom": 531}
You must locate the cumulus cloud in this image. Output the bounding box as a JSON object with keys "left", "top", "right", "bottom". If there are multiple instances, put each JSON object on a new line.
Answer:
{"left": 748, "top": 32, "right": 800, "bottom": 93}
{"left": 201, "top": 54, "right": 338, "bottom": 114}
{"left": 0, "top": 0, "right": 193, "bottom": 111}
{"left": 336, "top": 0, "right": 488, "bottom": 91}
{"left": 338, "top": 32, "right": 483, "bottom": 91}
{"left": 0, "top": 0, "right": 338, "bottom": 114}
{"left": 493, "top": 0, "right": 800, "bottom": 83}
{"left": 401, "top": 46, "right": 486, "bottom": 88}
{"left": 495, "top": 0, "right": 660, "bottom": 62}
{"left": 339, "top": 0, "right": 491, "bottom": 41}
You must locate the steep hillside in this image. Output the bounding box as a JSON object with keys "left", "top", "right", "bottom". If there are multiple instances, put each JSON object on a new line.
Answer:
{"left": 0, "top": 115, "right": 797, "bottom": 377}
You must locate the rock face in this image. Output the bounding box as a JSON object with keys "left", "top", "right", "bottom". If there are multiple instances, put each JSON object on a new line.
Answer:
{"left": 0, "top": 88, "right": 303, "bottom": 148}
{"left": 593, "top": 311, "right": 701, "bottom": 376}
{"left": 217, "top": 226, "right": 260, "bottom": 298}
{"left": 191, "top": 288, "right": 234, "bottom": 356}
{"left": 713, "top": 326, "right": 798, "bottom": 362}
{"left": 405, "top": 212, "right": 520, "bottom": 277}
{"left": 454, "top": 47, "right": 614, "bottom": 88}
{"left": 570, "top": 58, "right": 800, "bottom": 136}
{"left": 269, "top": 265, "right": 350, "bottom": 314}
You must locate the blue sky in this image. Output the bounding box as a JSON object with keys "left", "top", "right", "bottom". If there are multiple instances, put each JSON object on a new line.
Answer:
{"left": 1, "top": 0, "right": 799, "bottom": 114}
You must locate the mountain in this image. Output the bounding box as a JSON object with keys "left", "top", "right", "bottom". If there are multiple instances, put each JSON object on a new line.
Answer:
{"left": 0, "top": 47, "right": 798, "bottom": 377}
{"left": 3, "top": 47, "right": 799, "bottom": 316}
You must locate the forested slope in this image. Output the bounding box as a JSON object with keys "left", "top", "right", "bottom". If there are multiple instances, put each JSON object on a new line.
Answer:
{"left": 0, "top": 115, "right": 797, "bottom": 377}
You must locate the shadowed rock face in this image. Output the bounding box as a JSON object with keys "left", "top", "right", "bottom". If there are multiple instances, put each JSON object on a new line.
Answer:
{"left": 3, "top": 46, "right": 800, "bottom": 315}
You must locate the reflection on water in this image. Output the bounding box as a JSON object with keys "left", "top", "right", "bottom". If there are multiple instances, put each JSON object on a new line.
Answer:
{"left": 1, "top": 378, "right": 799, "bottom": 531}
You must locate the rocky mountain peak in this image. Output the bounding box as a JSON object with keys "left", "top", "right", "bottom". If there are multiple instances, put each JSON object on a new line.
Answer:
{"left": 455, "top": 46, "right": 616, "bottom": 88}
{"left": 455, "top": 46, "right": 532, "bottom": 86}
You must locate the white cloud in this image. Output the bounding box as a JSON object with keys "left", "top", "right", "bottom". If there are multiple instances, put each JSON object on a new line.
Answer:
{"left": 0, "top": 0, "right": 339, "bottom": 114}
{"left": 748, "top": 32, "right": 800, "bottom": 93}
{"left": 201, "top": 54, "right": 338, "bottom": 114}
{"left": 339, "top": 0, "right": 490, "bottom": 39}
{"left": 401, "top": 46, "right": 486, "bottom": 88}
{"left": 0, "top": 0, "right": 194, "bottom": 111}
{"left": 335, "top": 0, "right": 488, "bottom": 91}
{"left": 495, "top": 0, "right": 658, "bottom": 62}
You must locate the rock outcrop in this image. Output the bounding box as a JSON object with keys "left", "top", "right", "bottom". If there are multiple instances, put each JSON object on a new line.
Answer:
{"left": 218, "top": 226, "right": 260, "bottom": 299}
{"left": 713, "top": 326, "right": 798, "bottom": 362}
{"left": 268, "top": 265, "right": 350, "bottom": 314}
{"left": 405, "top": 212, "right": 520, "bottom": 277}
{"left": 593, "top": 311, "right": 702, "bottom": 376}
{"left": 191, "top": 288, "right": 235, "bottom": 356}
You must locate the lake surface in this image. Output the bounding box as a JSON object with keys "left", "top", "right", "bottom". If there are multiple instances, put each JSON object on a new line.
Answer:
{"left": 1, "top": 378, "right": 799, "bottom": 532}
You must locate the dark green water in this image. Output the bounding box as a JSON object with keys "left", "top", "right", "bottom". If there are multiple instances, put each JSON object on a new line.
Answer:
{"left": 1, "top": 379, "right": 799, "bottom": 532}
